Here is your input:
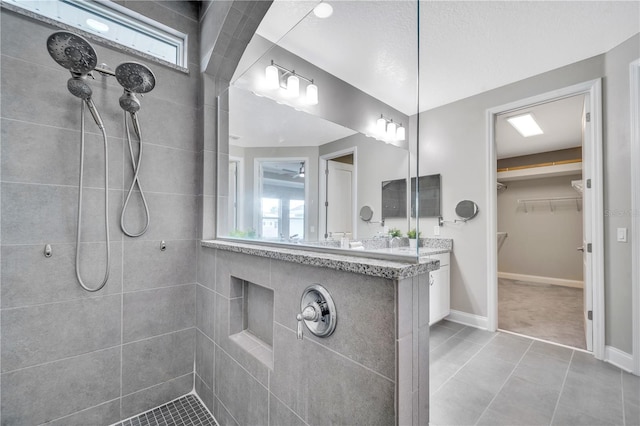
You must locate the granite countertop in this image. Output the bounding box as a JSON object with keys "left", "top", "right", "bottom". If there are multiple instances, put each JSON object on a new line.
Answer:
{"left": 201, "top": 240, "right": 442, "bottom": 280}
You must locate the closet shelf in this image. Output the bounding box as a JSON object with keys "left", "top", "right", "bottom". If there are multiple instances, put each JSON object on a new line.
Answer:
{"left": 497, "top": 162, "right": 582, "bottom": 182}
{"left": 517, "top": 197, "right": 582, "bottom": 213}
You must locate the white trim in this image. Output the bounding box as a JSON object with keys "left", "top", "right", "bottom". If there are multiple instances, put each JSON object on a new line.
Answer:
{"left": 497, "top": 272, "right": 583, "bottom": 289}
{"left": 445, "top": 310, "right": 489, "bottom": 330}
{"left": 605, "top": 346, "right": 635, "bottom": 373}
{"left": 486, "top": 79, "right": 605, "bottom": 360}
{"left": 630, "top": 58, "right": 640, "bottom": 376}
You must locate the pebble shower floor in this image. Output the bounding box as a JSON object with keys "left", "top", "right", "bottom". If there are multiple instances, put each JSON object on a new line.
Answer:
{"left": 113, "top": 394, "right": 216, "bottom": 426}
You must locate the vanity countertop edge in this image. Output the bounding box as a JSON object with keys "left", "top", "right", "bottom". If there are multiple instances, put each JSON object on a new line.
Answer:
{"left": 201, "top": 240, "right": 444, "bottom": 280}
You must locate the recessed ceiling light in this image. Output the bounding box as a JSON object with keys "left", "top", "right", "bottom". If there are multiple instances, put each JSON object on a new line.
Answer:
{"left": 86, "top": 18, "right": 109, "bottom": 32}
{"left": 506, "top": 113, "right": 544, "bottom": 137}
{"left": 313, "top": 3, "right": 333, "bottom": 18}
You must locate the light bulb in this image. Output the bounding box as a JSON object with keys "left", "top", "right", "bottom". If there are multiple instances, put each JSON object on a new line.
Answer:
{"left": 286, "top": 75, "right": 299, "bottom": 97}
{"left": 306, "top": 83, "right": 318, "bottom": 105}
{"left": 377, "top": 116, "right": 386, "bottom": 134}
{"left": 387, "top": 121, "right": 397, "bottom": 138}
{"left": 396, "top": 125, "right": 406, "bottom": 141}
{"left": 265, "top": 65, "right": 279, "bottom": 89}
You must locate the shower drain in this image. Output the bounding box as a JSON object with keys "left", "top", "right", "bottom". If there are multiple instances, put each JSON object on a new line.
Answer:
{"left": 114, "top": 394, "right": 216, "bottom": 426}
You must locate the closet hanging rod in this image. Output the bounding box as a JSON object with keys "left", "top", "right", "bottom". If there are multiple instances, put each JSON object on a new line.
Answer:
{"left": 517, "top": 196, "right": 581, "bottom": 203}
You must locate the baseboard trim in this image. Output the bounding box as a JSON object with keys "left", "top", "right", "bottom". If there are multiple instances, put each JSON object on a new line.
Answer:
{"left": 605, "top": 346, "right": 635, "bottom": 373}
{"left": 446, "top": 310, "right": 489, "bottom": 330}
{"left": 498, "top": 272, "right": 583, "bottom": 289}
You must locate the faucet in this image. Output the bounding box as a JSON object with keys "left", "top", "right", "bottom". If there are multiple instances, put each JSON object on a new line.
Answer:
{"left": 389, "top": 236, "right": 402, "bottom": 249}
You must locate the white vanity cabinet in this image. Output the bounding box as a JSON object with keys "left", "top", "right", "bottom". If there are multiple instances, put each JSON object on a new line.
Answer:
{"left": 428, "top": 253, "right": 450, "bottom": 325}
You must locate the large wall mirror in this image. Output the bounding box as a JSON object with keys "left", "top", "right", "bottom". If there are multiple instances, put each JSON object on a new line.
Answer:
{"left": 217, "top": 1, "right": 421, "bottom": 255}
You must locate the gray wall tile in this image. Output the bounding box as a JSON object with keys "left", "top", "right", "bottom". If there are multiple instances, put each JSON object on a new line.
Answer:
{"left": 197, "top": 284, "right": 216, "bottom": 340}
{"left": 124, "top": 143, "right": 198, "bottom": 195}
{"left": 122, "top": 328, "right": 195, "bottom": 395}
{"left": 46, "top": 399, "right": 121, "bottom": 426}
{"left": 1, "top": 2, "right": 200, "bottom": 424}
{"left": 196, "top": 329, "right": 215, "bottom": 390}
{"left": 1, "top": 242, "right": 122, "bottom": 308}
{"left": 214, "top": 345, "right": 268, "bottom": 426}
{"left": 123, "top": 239, "right": 196, "bottom": 291}
{"left": 2, "top": 295, "right": 121, "bottom": 372}
{"left": 1, "top": 182, "right": 123, "bottom": 244}
{"left": 195, "top": 375, "right": 215, "bottom": 415}
{"left": 121, "top": 193, "right": 197, "bottom": 241}
{"left": 1, "top": 119, "right": 124, "bottom": 189}
{"left": 215, "top": 250, "right": 271, "bottom": 297}
{"left": 0, "top": 348, "right": 120, "bottom": 425}
{"left": 270, "top": 324, "right": 395, "bottom": 426}
{"left": 214, "top": 396, "right": 240, "bottom": 426}
{"left": 123, "top": 284, "right": 195, "bottom": 342}
{"left": 269, "top": 395, "right": 308, "bottom": 426}
{"left": 271, "top": 259, "right": 396, "bottom": 379}
{"left": 197, "top": 246, "right": 216, "bottom": 290}
{"left": 121, "top": 373, "right": 194, "bottom": 420}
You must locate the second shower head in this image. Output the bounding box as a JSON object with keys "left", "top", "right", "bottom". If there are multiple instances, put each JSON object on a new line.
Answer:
{"left": 115, "top": 61, "right": 156, "bottom": 115}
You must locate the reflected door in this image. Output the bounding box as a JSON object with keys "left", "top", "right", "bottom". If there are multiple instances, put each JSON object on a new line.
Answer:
{"left": 326, "top": 160, "right": 353, "bottom": 238}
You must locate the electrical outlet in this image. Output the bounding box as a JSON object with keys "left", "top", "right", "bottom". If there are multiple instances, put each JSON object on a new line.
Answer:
{"left": 617, "top": 227, "right": 627, "bottom": 242}
{"left": 434, "top": 225, "right": 440, "bottom": 236}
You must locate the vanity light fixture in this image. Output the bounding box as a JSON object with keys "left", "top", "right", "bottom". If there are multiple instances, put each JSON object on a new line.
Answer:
{"left": 376, "top": 114, "right": 406, "bottom": 141}
{"left": 507, "top": 113, "right": 544, "bottom": 137}
{"left": 264, "top": 60, "right": 318, "bottom": 105}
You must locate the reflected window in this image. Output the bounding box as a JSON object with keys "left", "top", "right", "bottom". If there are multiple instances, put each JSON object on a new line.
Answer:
{"left": 258, "top": 160, "right": 306, "bottom": 240}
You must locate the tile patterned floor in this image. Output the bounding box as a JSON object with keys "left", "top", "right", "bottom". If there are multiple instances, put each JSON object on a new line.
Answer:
{"left": 113, "top": 394, "right": 216, "bottom": 426}
{"left": 430, "top": 320, "right": 640, "bottom": 426}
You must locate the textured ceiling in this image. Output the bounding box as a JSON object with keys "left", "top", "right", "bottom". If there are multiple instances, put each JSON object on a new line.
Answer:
{"left": 257, "top": 1, "right": 640, "bottom": 115}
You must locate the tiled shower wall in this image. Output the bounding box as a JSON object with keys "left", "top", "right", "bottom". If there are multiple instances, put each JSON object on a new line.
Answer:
{"left": 0, "top": 2, "right": 201, "bottom": 424}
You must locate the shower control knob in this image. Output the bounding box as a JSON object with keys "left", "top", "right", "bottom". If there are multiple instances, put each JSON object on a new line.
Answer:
{"left": 295, "top": 284, "right": 337, "bottom": 340}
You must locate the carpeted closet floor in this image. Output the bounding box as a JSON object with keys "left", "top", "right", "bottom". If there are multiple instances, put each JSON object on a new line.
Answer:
{"left": 498, "top": 278, "right": 587, "bottom": 350}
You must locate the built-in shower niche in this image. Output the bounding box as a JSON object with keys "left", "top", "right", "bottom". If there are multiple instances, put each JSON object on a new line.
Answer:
{"left": 229, "top": 277, "right": 274, "bottom": 369}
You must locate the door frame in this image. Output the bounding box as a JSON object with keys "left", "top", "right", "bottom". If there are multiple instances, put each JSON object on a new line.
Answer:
{"left": 319, "top": 147, "right": 358, "bottom": 240}
{"left": 631, "top": 58, "right": 640, "bottom": 375}
{"left": 485, "top": 79, "right": 605, "bottom": 360}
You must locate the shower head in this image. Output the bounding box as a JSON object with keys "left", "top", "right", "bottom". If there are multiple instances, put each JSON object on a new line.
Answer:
{"left": 46, "top": 31, "right": 97, "bottom": 75}
{"left": 119, "top": 91, "right": 141, "bottom": 114}
{"left": 115, "top": 62, "right": 156, "bottom": 94}
{"left": 67, "top": 75, "right": 93, "bottom": 100}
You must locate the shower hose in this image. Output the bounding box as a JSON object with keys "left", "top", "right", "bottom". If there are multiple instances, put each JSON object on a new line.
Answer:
{"left": 76, "top": 101, "right": 111, "bottom": 292}
{"left": 120, "top": 112, "right": 150, "bottom": 237}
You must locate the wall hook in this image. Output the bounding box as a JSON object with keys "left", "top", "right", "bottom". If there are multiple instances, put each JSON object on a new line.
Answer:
{"left": 160, "top": 240, "right": 166, "bottom": 251}
{"left": 44, "top": 244, "right": 52, "bottom": 258}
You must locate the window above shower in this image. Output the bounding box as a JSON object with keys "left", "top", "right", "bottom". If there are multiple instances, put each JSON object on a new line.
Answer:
{"left": 1, "top": 0, "right": 188, "bottom": 70}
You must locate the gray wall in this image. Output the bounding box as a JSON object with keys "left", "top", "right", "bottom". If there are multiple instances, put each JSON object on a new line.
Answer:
{"left": 0, "top": 2, "right": 200, "bottom": 423}
{"left": 418, "top": 34, "right": 639, "bottom": 353}
{"left": 497, "top": 175, "right": 584, "bottom": 281}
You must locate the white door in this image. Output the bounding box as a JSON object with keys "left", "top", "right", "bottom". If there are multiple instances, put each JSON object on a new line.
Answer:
{"left": 582, "top": 95, "right": 593, "bottom": 351}
{"left": 326, "top": 160, "right": 353, "bottom": 237}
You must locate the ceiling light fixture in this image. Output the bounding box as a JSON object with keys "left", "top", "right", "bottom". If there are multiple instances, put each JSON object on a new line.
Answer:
{"left": 506, "top": 113, "right": 544, "bottom": 137}
{"left": 376, "top": 114, "right": 406, "bottom": 142}
{"left": 313, "top": 2, "right": 333, "bottom": 18}
{"left": 264, "top": 60, "right": 318, "bottom": 105}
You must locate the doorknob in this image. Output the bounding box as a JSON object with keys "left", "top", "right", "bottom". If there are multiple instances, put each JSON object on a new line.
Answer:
{"left": 577, "top": 246, "right": 584, "bottom": 252}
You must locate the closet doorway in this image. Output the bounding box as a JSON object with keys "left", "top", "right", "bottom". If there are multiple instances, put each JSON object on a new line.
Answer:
{"left": 487, "top": 80, "right": 605, "bottom": 358}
